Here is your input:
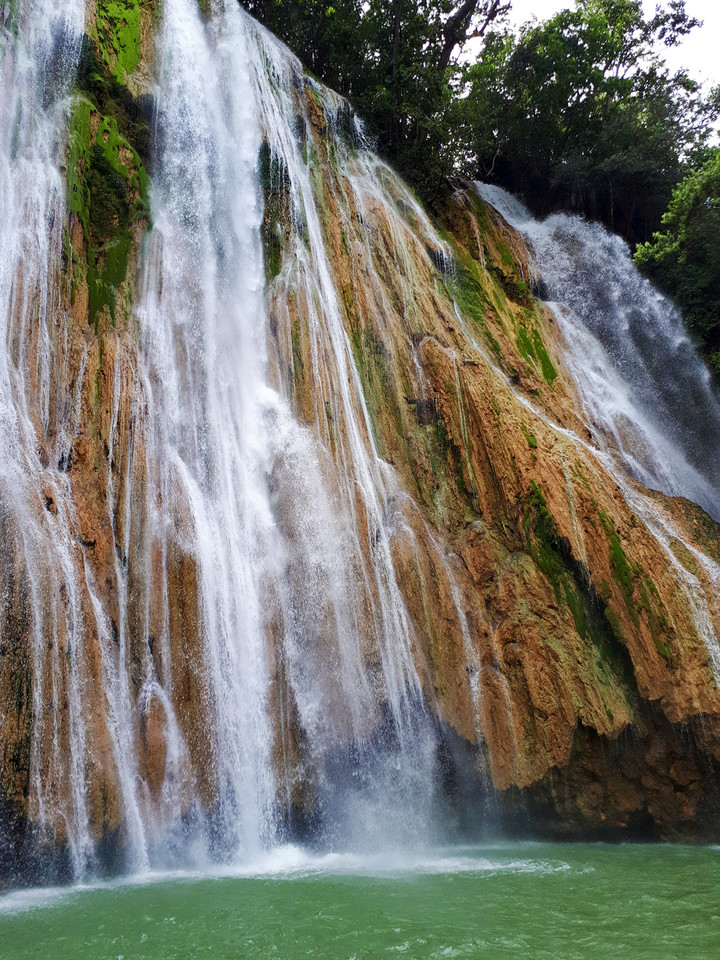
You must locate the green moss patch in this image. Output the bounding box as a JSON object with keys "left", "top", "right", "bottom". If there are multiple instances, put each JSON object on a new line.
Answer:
{"left": 598, "top": 510, "right": 638, "bottom": 624}
{"left": 520, "top": 422, "right": 538, "bottom": 449}
{"left": 259, "top": 142, "right": 290, "bottom": 282}
{"left": 516, "top": 318, "right": 557, "bottom": 385}
{"left": 447, "top": 261, "right": 504, "bottom": 360}
{"left": 66, "top": 94, "right": 149, "bottom": 331}
{"left": 523, "top": 481, "right": 564, "bottom": 594}
{"left": 3, "top": 0, "right": 19, "bottom": 34}
{"left": 524, "top": 482, "right": 637, "bottom": 686}
{"left": 96, "top": 1, "right": 142, "bottom": 82}
{"left": 77, "top": 33, "right": 153, "bottom": 167}
{"left": 637, "top": 573, "right": 673, "bottom": 666}
{"left": 68, "top": 23, "right": 154, "bottom": 331}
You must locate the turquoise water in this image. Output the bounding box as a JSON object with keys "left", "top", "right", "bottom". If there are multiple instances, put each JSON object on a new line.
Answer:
{"left": 0, "top": 844, "right": 717, "bottom": 959}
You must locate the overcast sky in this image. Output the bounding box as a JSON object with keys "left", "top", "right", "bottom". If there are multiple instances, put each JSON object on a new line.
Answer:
{"left": 506, "top": 0, "right": 720, "bottom": 89}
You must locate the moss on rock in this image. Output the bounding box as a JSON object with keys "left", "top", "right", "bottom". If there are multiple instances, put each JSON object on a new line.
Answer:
{"left": 67, "top": 16, "right": 152, "bottom": 333}
{"left": 96, "top": 1, "right": 142, "bottom": 82}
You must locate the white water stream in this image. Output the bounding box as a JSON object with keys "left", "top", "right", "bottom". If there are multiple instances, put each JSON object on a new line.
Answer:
{"left": 131, "top": 0, "right": 441, "bottom": 864}
{"left": 475, "top": 183, "right": 720, "bottom": 679}
{"left": 0, "top": 0, "right": 90, "bottom": 878}
{"left": 475, "top": 183, "right": 720, "bottom": 521}
{"left": 0, "top": 0, "right": 446, "bottom": 881}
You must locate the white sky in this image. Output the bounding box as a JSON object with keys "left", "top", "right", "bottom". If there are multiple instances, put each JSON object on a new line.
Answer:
{"left": 507, "top": 0, "right": 720, "bottom": 89}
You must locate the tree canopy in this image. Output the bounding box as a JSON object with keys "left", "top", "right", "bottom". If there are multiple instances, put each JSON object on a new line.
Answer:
{"left": 240, "top": 1, "right": 511, "bottom": 196}
{"left": 456, "top": 0, "right": 718, "bottom": 241}
{"left": 241, "top": 0, "right": 720, "bottom": 364}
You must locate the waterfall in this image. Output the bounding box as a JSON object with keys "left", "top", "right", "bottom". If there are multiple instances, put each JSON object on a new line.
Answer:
{"left": 474, "top": 183, "right": 720, "bottom": 521}
{"left": 475, "top": 182, "right": 720, "bottom": 679}
{"left": 4, "top": 0, "right": 720, "bottom": 887}
{"left": 0, "top": 0, "right": 455, "bottom": 881}
{"left": 0, "top": 0, "right": 91, "bottom": 879}
{"left": 21, "top": 0, "right": 451, "bottom": 870}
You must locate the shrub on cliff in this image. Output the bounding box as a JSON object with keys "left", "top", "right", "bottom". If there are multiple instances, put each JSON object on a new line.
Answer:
{"left": 634, "top": 148, "right": 720, "bottom": 368}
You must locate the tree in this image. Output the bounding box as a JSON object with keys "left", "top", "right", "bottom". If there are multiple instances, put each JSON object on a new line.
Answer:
{"left": 634, "top": 146, "right": 720, "bottom": 366}
{"left": 457, "top": 0, "right": 717, "bottom": 242}
{"left": 438, "top": 0, "right": 511, "bottom": 73}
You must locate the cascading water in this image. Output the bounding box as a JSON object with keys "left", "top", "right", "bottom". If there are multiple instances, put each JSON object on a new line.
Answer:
{"left": 474, "top": 183, "right": 720, "bottom": 521}
{"left": 135, "top": 0, "right": 282, "bottom": 866}
{"left": 0, "top": 0, "right": 457, "bottom": 882}
{"left": 94, "top": 0, "right": 444, "bottom": 867}
{"left": 475, "top": 182, "right": 720, "bottom": 678}
{"left": 0, "top": 0, "right": 91, "bottom": 879}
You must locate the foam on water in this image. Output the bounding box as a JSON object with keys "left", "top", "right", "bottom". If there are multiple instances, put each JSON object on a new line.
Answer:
{"left": 0, "top": 845, "right": 575, "bottom": 916}
{"left": 0, "top": 885, "right": 76, "bottom": 917}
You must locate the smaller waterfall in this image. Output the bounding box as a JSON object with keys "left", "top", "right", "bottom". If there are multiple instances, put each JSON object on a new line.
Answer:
{"left": 475, "top": 183, "right": 720, "bottom": 681}
{"left": 475, "top": 183, "right": 720, "bottom": 522}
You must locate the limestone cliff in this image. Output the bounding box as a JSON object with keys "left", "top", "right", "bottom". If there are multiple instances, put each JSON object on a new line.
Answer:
{"left": 1, "top": 0, "right": 719, "bottom": 886}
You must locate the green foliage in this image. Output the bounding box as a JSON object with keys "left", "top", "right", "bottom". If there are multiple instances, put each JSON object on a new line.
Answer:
{"left": 243, "top": 1, "right": 717, "bottom": 364}
{"left": 242, "top": 0, "right": 716, "bottom": 278}
{"left": 520, "top": 422, "right": 537, "bottom": 449}
{"left": 68, "top": 24, "right": 153, "bottom": 331}
{"left": 67, "top": 95, "right": 149, "bottom": 330}
{"left": 67, "top": 100, "right": 93, "bottom": 230}
{"left": 349, "top": 321, "right": 389, "bottom": 451}
{"left": 523, "top": 480, "right": 565, "bottom": 594}
{"left": 533, "top": 329, "right": 557, "bottom": 385}
{"left": 69, "top": 105, "right": 137, "bottom": 330}
{"left": 77, "top": 33, "right": 153, "bottom": 167}
{"left": 609, "top": 532, "right": 636, "bottom": 614}
{"left": 259, "top": 143, "right": 289, "bottom": 281}
{"left": 634, "top": 148, "right": 720, "bottom": 364}
{"left": 637, "top": 574, "right": 672, "bottom": 665}
{"left": 87, "top": 145, "right": 130, "bottom": 239}
{"left": 457, "top": 0, "right": 717, "bottom": 243}
{"left": 2, "top": 0, "right": 20, "bottom": 34}
{"left": 516, "top": 320, "right": 557, "bottom": 385}
{"left": 446, "top": 260, "right": 503, "bottom": 359}
{"left": 598, "top": 510, "right": 638, "bottom": 622}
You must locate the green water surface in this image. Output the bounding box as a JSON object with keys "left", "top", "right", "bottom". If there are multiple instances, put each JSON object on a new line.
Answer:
{"left": 0, "top": 843, "right": 717, "bottom": 959}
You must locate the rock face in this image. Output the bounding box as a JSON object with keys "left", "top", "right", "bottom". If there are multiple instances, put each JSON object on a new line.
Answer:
{"left": 302, "top": 169, "right": 720, "bottom": 837}
{"left": 1, "top": 1, "right": 719, "bottom": 885}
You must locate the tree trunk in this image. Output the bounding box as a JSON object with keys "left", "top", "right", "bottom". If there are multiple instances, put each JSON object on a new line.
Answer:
{"left": 438, "top": 1, "right": 509, "bottom": 74}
